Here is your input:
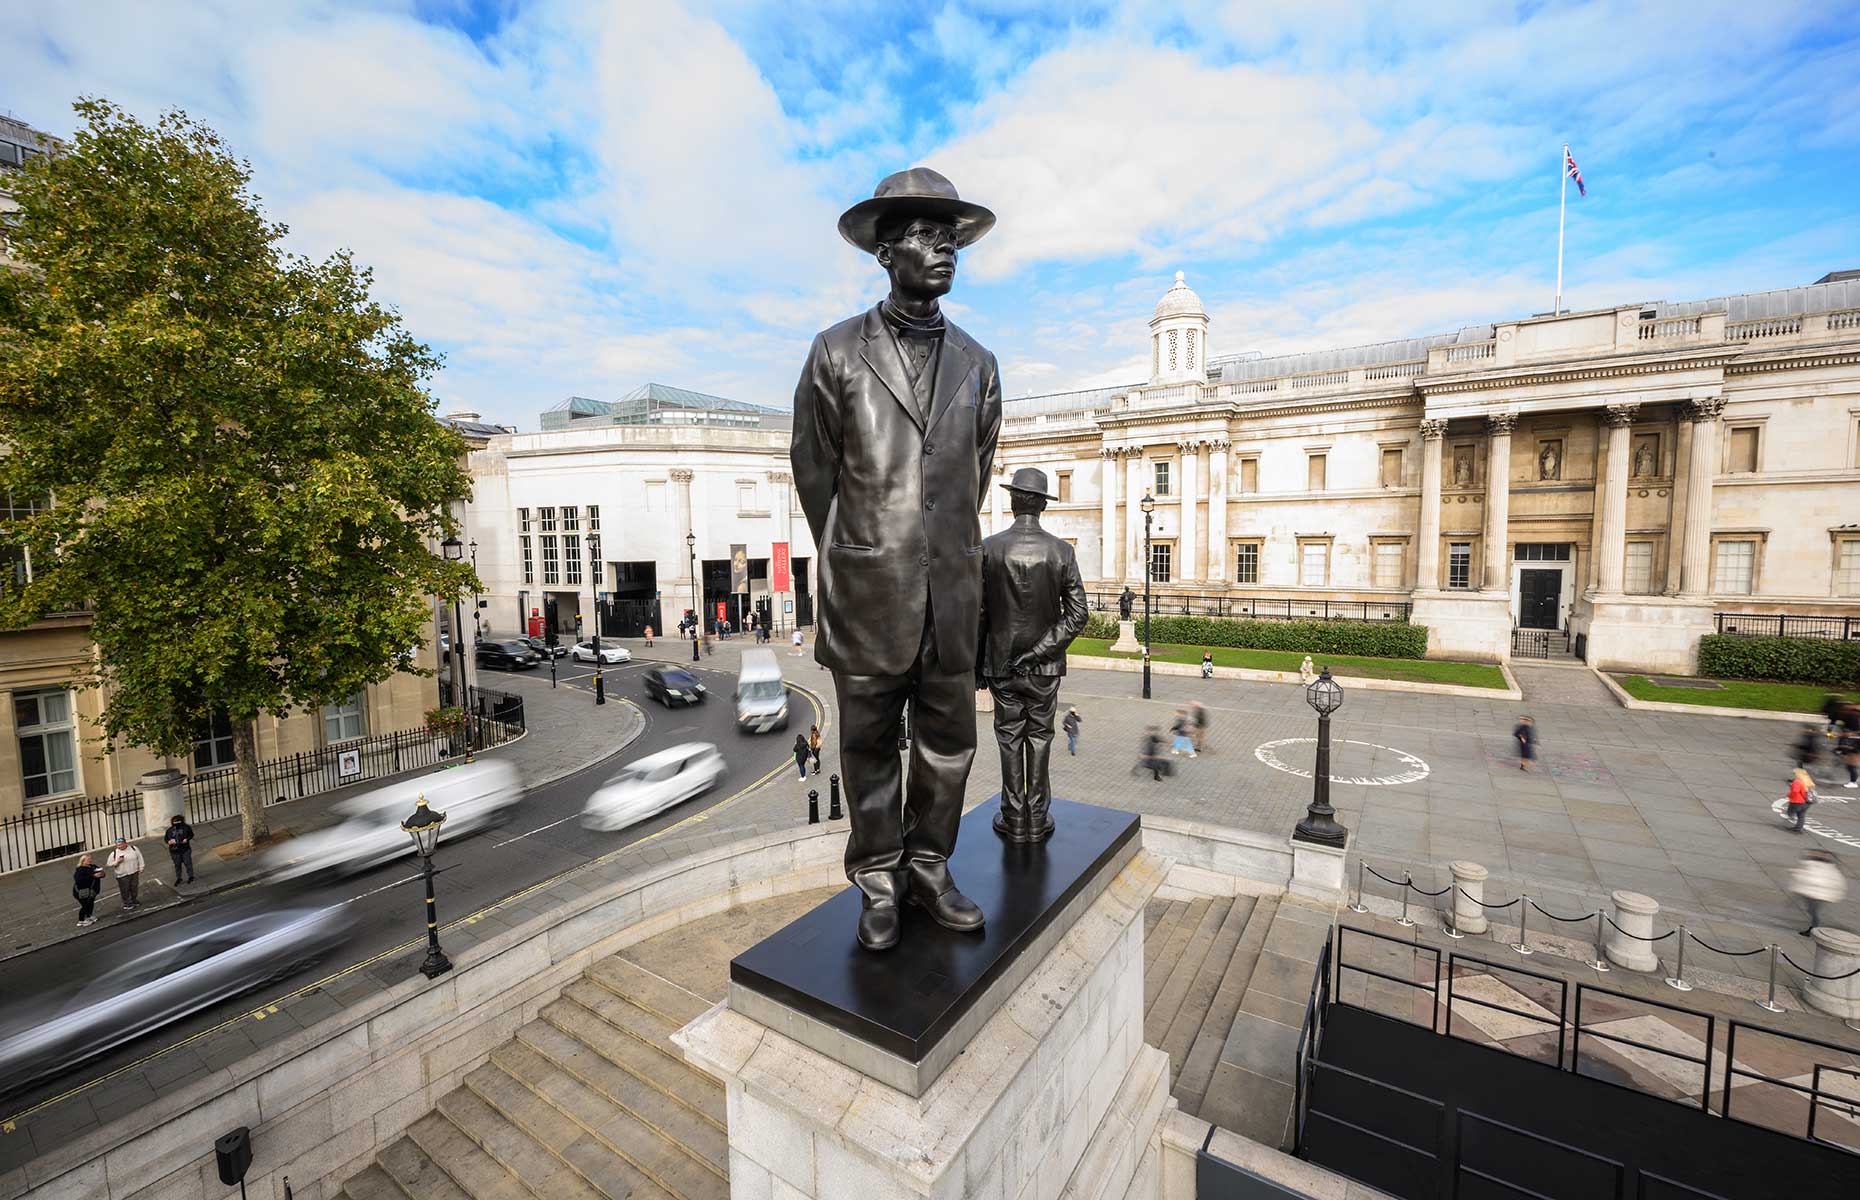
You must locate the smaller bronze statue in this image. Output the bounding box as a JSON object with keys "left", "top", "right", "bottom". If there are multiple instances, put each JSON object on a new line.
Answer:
{"left": 1118, "top": 585, "right": 1135, "bottom": 620}
{"left": 978, "top": 468, "right": 1089, "bottom": 842}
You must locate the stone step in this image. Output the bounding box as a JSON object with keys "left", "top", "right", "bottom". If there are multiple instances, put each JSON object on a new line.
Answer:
{"left": 493, "top": 1037, "right": 727, "bottom": 1199}
{"left": 586, "top": 957, "right": 712, "bottom": 1028}
{"left": 1142, "top": 900, "right": 1191, "bottom": 983}
{"left": 463, "top": 1061, "right": 679, "bottom": 1200}
{"left": 1144, "top": 896, "right": 1233, "bottom": 1047}
{"left": 1178, "top": 895, "right": 1279, "bottom": 1118}
{"left": 379, "top": 1136, "right": 472, "bottom": 1200}
{"left": 1158, "top": 895, "right": 1257, "bottom": 1079}
{"left": 1144, "top": 897, "right": 1210, "bottom": 1011}
{"left": 536, "top": 996, "right": 728, "bottom": 1132}
{"left": 561, "top": 978, "right": 690, "bottom": 1067}
{"left": 341, "top": 1163, "right": 409, "bottom": 1200}
{"left": 404, "top": 1112, "right": 531, "bottom": 1200}
{"left": 436, "top": 1085, "right": 609, "bottom": 1200}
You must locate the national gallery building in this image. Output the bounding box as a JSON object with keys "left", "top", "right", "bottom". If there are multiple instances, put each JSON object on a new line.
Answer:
{"left": 990, "top": 271, "right": 1860, "bottom": 671}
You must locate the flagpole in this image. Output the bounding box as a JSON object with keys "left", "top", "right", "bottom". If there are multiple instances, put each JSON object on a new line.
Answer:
{"left": 1555, "top": 142, "right": 1568, "bottom": 315}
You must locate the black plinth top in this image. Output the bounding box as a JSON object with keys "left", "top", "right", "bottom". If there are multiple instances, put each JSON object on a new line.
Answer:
{"left": 729, "top": 795, "right": 1140, "bottom": 1064}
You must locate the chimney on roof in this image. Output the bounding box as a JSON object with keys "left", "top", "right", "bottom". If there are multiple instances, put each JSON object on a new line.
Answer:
{"left": 445, "top": 409, "right": 482, "bottom": 423}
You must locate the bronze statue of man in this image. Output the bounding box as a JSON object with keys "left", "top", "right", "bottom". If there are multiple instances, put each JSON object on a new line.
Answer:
{"left": 978, "top": 468, "right": 1089, "bottom": 842}
{"left": 791, "top": 168, "right": 1001, "bottom": 951}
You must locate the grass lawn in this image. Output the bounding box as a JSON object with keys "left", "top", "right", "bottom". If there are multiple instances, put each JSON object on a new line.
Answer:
{"left": 1070, "top": 637, "right": 1510, "bottom": 690}
{"left": 1611, "top": 674, "right": 1859, "bottom": 714}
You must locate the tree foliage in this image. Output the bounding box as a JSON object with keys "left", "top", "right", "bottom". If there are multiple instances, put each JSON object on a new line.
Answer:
{"left": 0, "top": 100, "right": 475, "bottom": 841}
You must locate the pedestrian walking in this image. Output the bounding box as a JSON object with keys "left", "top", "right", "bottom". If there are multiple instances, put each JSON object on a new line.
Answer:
{"left": 1790, "top": 848, "right": 1846, "bottom": 935}
{"left": 644, "top": 624, "right": 654, "bottom": 647}
{"left": 1190, "top": 700, "right": 1208, "bottom": 753}
{"left": 106, "top": 835, "right": 145, "bottom": 911}
{"left": 1513, "top": 716, "right": 1537, "bottom": 772}
{"left": 73, "top": 854, "right": 104, "bottom": 927}
{"left": 793, "top": 733, "right": 810, "bottom": 780}
{"left": 1201, "top": 650, "right": 1213, "bottom": 679}
{"left": 1062, "top": 707, "right": 1081, "bottom": 756}
{"left": 1839, "top": 730, "right": 1860, "bottom": 790}
{"left": 1138, "top": 727, "right": 1165, "bottom": 781}
{"left": 808, "top": 724, "right": 823, "bottom": 773}
{"left": 163, "top": 814, "right": 196, "bottom": 884}
{"left": 791, "top": 628, "right": 805, "bottom": 656}
{"left": 1785, "top": 767, "right": 1814, "bottom": 832}
{"left": 1170, "top": 709, "right": 1196, "bottom": 758}
{"left": 1793, "top": 724, "right": 1824, "bottom": 774}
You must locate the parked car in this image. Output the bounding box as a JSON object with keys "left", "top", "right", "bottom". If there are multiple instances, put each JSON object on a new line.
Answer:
{"left": 580, "top": 743, "right": 726, "bottom": 831}
{"left": 571, "top": 640, "right": 631, "bottom": 665}
{"left": 734, "top": 648, "right": 788, "bottom": 733}
{"left": 0, "top": 897, "right": 354, "bottom": 1095}
{"left": 644, "top": 665, "right": 707, "bottom": 707}
{"left": 260, "top": 760, "right": 524, "bottom": 881}
{"left": 521, "top": 635, "right": 568, "bottom": 659}
{"left": 477, "top": 640, "right": 541, "bottom": 670}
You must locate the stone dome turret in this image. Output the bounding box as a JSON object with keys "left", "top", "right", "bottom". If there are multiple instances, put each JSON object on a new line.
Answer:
{"left": 1151, "top": 270, "right": 1206, "bottom": 322}
{"left": 1148, "top": 270, "right": 1210, "bottom": 386}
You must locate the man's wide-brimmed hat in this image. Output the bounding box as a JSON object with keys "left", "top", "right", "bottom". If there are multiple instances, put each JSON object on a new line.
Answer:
{"left": 1001, "top": 467, "right": 1057, "bottom": 500}
{"left": 838, "top": 167, "right": 995, "bottom": 254}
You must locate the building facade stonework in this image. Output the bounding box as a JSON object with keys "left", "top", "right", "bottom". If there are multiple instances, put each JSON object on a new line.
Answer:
{"left": 990, "top": 272, "right": 1860, "bottom": 671}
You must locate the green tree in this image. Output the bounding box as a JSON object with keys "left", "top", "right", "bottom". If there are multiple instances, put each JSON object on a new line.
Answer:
{"left": 0, "top": 99, "right": 475, "bottom": 847}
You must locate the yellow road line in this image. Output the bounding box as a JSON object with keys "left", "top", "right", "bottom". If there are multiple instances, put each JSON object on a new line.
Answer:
{"left": 1, "top": 679, "right": 828, "bottom": 1131}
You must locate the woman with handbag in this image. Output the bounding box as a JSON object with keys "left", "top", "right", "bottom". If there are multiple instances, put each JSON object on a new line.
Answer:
{"left": 73, "top": 854, "right": 104, "bottom": 927}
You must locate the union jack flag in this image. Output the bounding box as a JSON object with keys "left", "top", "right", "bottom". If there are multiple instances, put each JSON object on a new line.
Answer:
{"left": 1565, "top": 148, "right": 1586, "bottom": 197}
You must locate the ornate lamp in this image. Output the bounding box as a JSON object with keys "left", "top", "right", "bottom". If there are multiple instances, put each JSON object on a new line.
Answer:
{"left": 1294, "top": 669, "right": 1349, "bottom": 846}
{"left": 1139, "top": 491, "right": 1155, "bottom": 699}
{"left": 401, "top": 794, "right": 453, "bottom": 977}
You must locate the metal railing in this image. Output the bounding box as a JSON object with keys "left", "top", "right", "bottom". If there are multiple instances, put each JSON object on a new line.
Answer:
{"left": 0, "top": 788, "right": 144, "bottom": 873}
{"left": 1714, "top": 612, "right": 1860, "bottom": 641}
{"left": 1086, "top": 592, "right": 1411, "bottom": 623}
{"left": 1510, "top": 628, "right": 1570, "bottom": 659}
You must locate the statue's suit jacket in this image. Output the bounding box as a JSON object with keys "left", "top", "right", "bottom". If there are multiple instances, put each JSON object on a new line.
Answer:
{"left": 791, "top": 303, "right": 1002, "bottom": 677}
{"left": 978, "top": 518, "right": 1089, "bottom": 679}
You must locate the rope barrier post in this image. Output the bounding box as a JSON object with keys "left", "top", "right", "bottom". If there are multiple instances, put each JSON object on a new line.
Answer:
{"left": 1511, "top": 894, "right": 1532, "bottom": 956}
{"left": 1665, "top": 926, "right": 1694, "bottom": 992}
{"left": 1592, "top": 910, "right": 1610, "bottom": 973}
{"left": 1756, "top": 943, "right": 1785, "bottom": 1014}
{"left": 1395, "top": 874, "right": 1415, "bottom": 928}
{"left": 1347, "top": 859, "right": 1367, "bottom": 914}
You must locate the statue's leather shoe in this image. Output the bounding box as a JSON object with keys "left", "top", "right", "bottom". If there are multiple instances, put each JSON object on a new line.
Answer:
{"left": 857, "top": 900, "right": 901, "bottom": 951}
{"left": 908, "top": 885, "right": 984, "bottom": 932}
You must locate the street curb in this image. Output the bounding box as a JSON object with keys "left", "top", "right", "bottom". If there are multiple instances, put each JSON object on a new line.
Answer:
{"left": 1067, "top": 652, "right": 1522, "bottom": 701}
{"left": 1593, "top": 668, "right": 1825, "bottom": 723}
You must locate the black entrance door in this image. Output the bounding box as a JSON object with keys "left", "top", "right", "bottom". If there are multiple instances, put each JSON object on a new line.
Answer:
{"left": 1520, "top": 569, "right": 1560, "bottom": 629}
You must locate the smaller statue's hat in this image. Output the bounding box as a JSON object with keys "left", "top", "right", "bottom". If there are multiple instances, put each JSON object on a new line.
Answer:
{"left": 838, "top": 168, "right": 996, "bottom": 254}
{"left": 1001, "top": 467, "right": 1058, "bottom": 500}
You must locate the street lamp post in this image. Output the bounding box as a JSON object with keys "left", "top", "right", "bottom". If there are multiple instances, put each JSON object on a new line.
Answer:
{"left": 468, "top": 539, "right": 479, "bottom": 648}
{"left": 1140, "top": 491, "right": 1155, "bottom": 700}
{"left": 1293, "top": 668, "right": 1349, "bottom": 846}
{"left": 686, "top": 531, "right": 701, "bottom": 663}
{"left": 400, "top": 794, "right": 452, "bottom": 979}
{"left": 442, "top": 536, "right": 475, "bottom": 763}
{"left": 591, "top": 540, "right": 605, "bottom": 705}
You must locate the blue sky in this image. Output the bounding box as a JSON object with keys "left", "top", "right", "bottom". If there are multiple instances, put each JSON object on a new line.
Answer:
{"left": 6, "top": 1, "right": 1858, "bottom": 427}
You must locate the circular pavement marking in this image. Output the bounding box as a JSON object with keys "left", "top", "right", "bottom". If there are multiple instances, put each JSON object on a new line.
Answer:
{"left": 1769, "top": 795, "right": 1860, "bottom": 850}
{"left": 1254, "top": 737, "right": 1431, "bottom": 786}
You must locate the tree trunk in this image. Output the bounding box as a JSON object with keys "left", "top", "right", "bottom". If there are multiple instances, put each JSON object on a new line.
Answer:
{"left": 233, "top": 716, "right": 269, "bottom": 847}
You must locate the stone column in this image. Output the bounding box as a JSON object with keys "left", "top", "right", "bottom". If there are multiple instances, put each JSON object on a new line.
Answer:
{"left": 1099, "top": 448, "right": 1120, "bottom": 582}
{"left": 1595, "top": 404, "right": 1639, "bottom": 593}
{"left": 670, "top": 468, "right": 697, "bottom": 622}
{"left": 1483, "top": 413, "right": 1515, "bottom": 591}
{"left": 1605, "top": 889, "right": 1660, "bottom": 972}
{"left": 989, "top": 461, "right": 1005, "bottom": 535}
{"left": 1177, "top": 441, "right": 1199, "bottom": 582}
{"left": 1416, "top": 420, "right": 1447, "bottom": 590}
{"left": 768, "top": 469, "right": 793, "bottom": 633}
{"left": 1206, "top": 439, "right": 1230, "bottom": 583}
{"left": 1678, "top": 397, "right": 1726, "bottom": 596}
{"left": 1804, "top": 927, "right": 1860, "bottom": 1019}
{"left": 1125, "top": 453, "right": 1145, "bottom": 583}
{"left": 1449, "top": 860, "right": 1489, "bottom": 934}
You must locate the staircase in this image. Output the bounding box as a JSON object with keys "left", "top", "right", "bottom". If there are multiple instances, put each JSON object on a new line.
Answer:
{"left": 339, "top": 958, "right": 728, "bottom": 1200}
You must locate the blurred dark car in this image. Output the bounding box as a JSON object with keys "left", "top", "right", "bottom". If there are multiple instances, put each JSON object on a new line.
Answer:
{"left": 476, "top": 640, "right": 541, "bottom": 670}
{"left": 644, "top": 665, "right": 707, "bottom": 707}
{"left": 0, "top": 899, "right": 354, "bottom": 1096}
{"left": 520, "top": 635, "right": 567, "bottom": 659}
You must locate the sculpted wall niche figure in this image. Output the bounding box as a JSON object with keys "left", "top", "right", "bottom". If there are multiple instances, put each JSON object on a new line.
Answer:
{"left": 790, "top": 168, "right": 1001, "bottom": 952}
{"left": 1539, "top": 443, "right": 1561, "bottom": 480}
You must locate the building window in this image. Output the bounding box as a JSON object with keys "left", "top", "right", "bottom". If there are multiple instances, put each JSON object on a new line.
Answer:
{"left": 15, "top": 688, "right": 79, "bottom": 801}
{"left": 562, "top": 506, "right": 579, "bottom": 532}
{"left": 1514, "top": 544, "right": 1572, "bottom": 561}
{"left": 541, "top": 536, "right": 560, "bottom": 585}
{"left": 1837, "top": 538, "right": 1860, "bottom": 596}
{"left": 193, "top": 709, "right": 235, "bottom": 771}
{"left": 564, "top": 535, "right": 582, "bottom": 585}
{"left": 1380, "top": 448, "right": 1403, "bottom": 488}
{"left": 1448, "top": 542, "right": 1472, "bottom": 590}
{"left": 1624, "top": 541, "right": 1655, "bottom": 594}
{"left": 1372, "top": 541, "right": 1404, "bottom": 589}
{"left": 322, "top": 693, "right": 366, "bottom": 744}
{"left": 1149, "top": 542, "right": 1173, "bottom": 583}
{"left": 2, "top": 490, "right": 50, "bottom": 592}
{"left": 1299, "top": 541, "right": 1329, "bottom": 587}
{"left": 1153, "top": 461, "right": 1172, "bottom": 497}
{"left": 1712, "top": 539, "right": 1756, "bottom": 594}
{"left": 1056, "top": 471, "right": 1072, "bottom": 503}
{"left": 520, "top": 536, "right": 533, "bottom": 585}
{"left": 517, "top": 507, "right": 530, "bottom": 534}
{"left": 737, "top": 482, "right": 757, "bottom": 512}
{"left": 539, "top": 506, "right": 557, "bottom": 532}
{"left": 1238, "top": 457, "right": 1259, "bottom": 494}
{"left": 1727, "top": 427, "right": 1759, "bottom": 474}
{"left": 1234, "top": 542, "right": 1260, "bottom": 585}
{"left": 587, "top": 505, "right": 600, "bottom": 532}
{"left": 1306, "top": 453, "right": 1327, "bottom": 492}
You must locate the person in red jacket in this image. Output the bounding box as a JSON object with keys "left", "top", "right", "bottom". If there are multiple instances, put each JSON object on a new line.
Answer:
{"left": 1785, "top": 767, "right": 1814, "bottom": 832}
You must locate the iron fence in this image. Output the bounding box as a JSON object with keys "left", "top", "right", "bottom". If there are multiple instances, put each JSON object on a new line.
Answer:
{"left": 1086, "top": 592, "right": 1411, "bottom": 623}
{"left": 1714, "top": 613, "right": 1860, "bottom": 640}
{"left": 0, "top": 788, "right": 144, "bottom": 874}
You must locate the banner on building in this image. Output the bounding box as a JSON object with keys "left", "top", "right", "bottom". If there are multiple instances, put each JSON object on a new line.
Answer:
{"left": 772, "top": 542, "right": 791, "bottom": 592}
{"left": 730, "top": 543, "right": 749, "bottom": 592}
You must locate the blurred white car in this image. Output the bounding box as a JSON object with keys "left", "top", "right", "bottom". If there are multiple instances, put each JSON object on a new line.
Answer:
{"left": 262, "top": 759, "right": 523, "bottom": 880}
{"left": 581, "top": 743, "right": 725, "bottom": 832}
{"left": 571, "top": 640, "right": 631, "bottom": 665}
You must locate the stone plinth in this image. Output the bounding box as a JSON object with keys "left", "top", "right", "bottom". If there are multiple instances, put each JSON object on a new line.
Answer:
{"left": 1803, "top": 927, "right": 1860, "bottom": 1020}
{"left": 1583, "top": 595, "right": 1716, "bottom": 674}
{"left": 1409, "top": 590, "right": 1512, "bottom": 662}
{"left": 1289, "top": 836, "right": 1347, "bottom": 903}
{"left": 1109, "top": 619, "right": 1142, "bottom": 653}
{"left": 138, "top": 768, "right": 187, "bottom": 840}
{"left": 1605, "top": 890, "right": 1661, "bottom": 972}
{"left": 677, "top": 849, "right": 1171, "bottom": 1200}
{"left": 1450, "top": 861, "right": 1489, "bottom": 935}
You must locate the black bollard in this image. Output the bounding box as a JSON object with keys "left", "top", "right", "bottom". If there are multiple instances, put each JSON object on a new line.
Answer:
{"left": 829, "top": 773, "right": 843, "bottom": 820}
{"left": 808, "top": 789, "right": 820, "bottom": 825}
{"left": 595, "top": 671, "right": 606, "bottom": 705}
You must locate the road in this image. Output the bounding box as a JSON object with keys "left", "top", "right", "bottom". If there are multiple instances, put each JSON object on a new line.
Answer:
{"left": 0, "top": 657, "right": 817, "bottom": 1121}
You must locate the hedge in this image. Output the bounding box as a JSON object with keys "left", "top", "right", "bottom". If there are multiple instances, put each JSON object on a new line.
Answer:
{"left": 1695, "top": 634, "right": 1860, "bottom": 686}
{"left": 1081, "top": 613, "right": 1428, "bottom": 660}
